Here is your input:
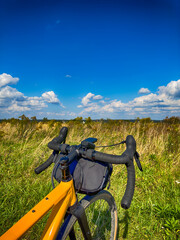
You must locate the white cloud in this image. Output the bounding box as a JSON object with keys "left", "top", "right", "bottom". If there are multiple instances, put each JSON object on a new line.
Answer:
{"left": 42, "top": 91, "right": 60, "bottom": 104}
{"left": 0, "top": 74, "right": 65, "bottom": 114}
{"left": 42, "top": 91, "right": 65, "bottom": 108}
{"left": 0, "top": 86, "right": 24, "bottom": 99}
{"left": 0, "top": 73, "right": 19, "bottom": 87}
{"left": 81, "top": 92, "right": 95, "bottom": 106}
{"left": 65, "top": 74, "right": 72, "bottom": 78}
{"left": 130, "top": 93, "right": 162, "bottom": 107}
{"left": 24, "top": 97, "right": 47, "bottom": 109}
{"left": 78, "top": 80, "right": 180, "bottom": 118}
{"left": 101, "top": 100, "right": 126, "bottom": 113}
{"left": 7, "top": 103, "right": 31, "bottom": 112}
{"left": 80, "top": 104, "right": 100, "bottom": 114}
{"left": 138, "top": 88, "right": 150, "bottom": 94}
{"left": 81, "top": 93, "right": 103, "bottom": 107}
{"left": 158, "top": 79, "right": 180, "bottom": 98}
{"left": 93, "top": 95, "right": 103, "bottom": 100}
{"left": 0, "top": 93, "right": 48, "bottom": 112}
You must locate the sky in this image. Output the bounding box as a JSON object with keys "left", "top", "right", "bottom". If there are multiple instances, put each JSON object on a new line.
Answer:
{"left": 0, "top": 0, "right": 180, "bottom": 120}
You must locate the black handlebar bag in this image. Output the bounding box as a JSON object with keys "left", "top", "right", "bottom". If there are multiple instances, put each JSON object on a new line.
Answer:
{"left": 53, "top": 155, "right": 113, "bottom": 195}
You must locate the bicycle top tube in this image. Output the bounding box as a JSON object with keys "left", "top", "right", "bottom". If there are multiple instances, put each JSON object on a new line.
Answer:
{"left": 0, "top": 179, "right": 76, "bottom": 240}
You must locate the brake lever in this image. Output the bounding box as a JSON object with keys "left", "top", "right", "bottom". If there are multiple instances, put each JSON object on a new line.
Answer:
{"left": 134, "top": 151, "right": 143, "bottom": 171}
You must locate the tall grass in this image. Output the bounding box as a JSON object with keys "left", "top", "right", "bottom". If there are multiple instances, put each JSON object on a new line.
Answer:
{"left": 0, "top": 119, "right": 180, "bottom": 239}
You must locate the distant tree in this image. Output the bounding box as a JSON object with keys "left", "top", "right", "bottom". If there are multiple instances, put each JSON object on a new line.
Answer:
{"left": 31, "top": 116, "right": 37, "bottom": 121}
{"left": 140, "top": 117, "right": 152, "bottom": 123}
{"left": 42, "top": 117, "right": 48, "bottom": 122}
{"left": 107, "top": 118, "right": 114, "bottom": 124}
{"left": 163, "top": 116, "right": 180, "bottom": 124}
{"left": 85, "top": 116, "right": 92, "bottom": 123}
{"left": 18, "top": 114, "right": 29, "bottom": 121}
{"left": 9, "top": 117, "right": 17, "bottom": 121}
{"left": 73, "top": 117, "right": 83, "bottom": 121}
{"left": 8, "top": 118, "right": 19, "bottom": 124}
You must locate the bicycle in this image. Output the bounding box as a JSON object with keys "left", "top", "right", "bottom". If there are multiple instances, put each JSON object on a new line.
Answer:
{"left": 0, "top": 127, "right": 142, "bottom": 240}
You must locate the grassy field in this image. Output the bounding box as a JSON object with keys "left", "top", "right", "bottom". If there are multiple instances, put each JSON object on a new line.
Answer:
{"left": 0, "top": 119, "right": 180, "bottom": 239}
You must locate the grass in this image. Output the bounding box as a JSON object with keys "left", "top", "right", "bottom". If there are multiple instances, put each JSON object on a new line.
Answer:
{"left": 0, "top": 119, "right": 180, "bottom": 239}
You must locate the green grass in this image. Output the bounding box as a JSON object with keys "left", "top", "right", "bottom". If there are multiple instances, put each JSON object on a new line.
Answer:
{"left": 0, "top": 120, "right": 180, "bottom": 239}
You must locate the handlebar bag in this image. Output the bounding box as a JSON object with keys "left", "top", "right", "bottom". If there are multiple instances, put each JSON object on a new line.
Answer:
{"left": 73, "top": 157, "right": 112, "bottom": 195}
{"left": 53, "top": 155, "right": 113, "bottom": 195}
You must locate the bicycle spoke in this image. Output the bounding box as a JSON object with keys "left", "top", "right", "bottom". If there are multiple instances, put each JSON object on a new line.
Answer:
{"left": 61, "top": 191, "right": 118, "bottom": 240}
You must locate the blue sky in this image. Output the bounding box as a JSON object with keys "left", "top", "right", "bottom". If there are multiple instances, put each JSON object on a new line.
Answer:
{"left": 0, "top": 0, "right": 180, "bottom": 120}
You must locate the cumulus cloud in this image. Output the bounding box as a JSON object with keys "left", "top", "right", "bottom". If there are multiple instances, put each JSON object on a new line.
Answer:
{"left": 42, "top": 91, "right": 60, "bottom": 104}
{"left": 0, "top": 86, "right": 24, "bottom": 99}
{"left": 130, "top": 93, "right": 163, "bottom": 107}
{"left": 93, "top": 95, "right": 103, "bottom": 100}
{"left": 158, "top": 79, "right": 180, "bottom": 98}
{"left": 0, "top": 73, "right": 19, "bottom": 87}
{"left": 101, "top": 100, "right": 126, "bottom": 113}
{"left": 138, "top": 88, "right": 150, "bottom": 94}
{"left": 24, "top": 96, "right": 47, "bottom": 109}
{"left": 0, "top": 73, "right": 64, "bottom": 114}
{"left": 81, "top": 93, "right": 95, "bottom": 106}
{"left": 7, "top": 103, "right": 31, "bottom": 112}
{"left": 81, "top": 93, "right": 103, "bottom": 107}
{"left": 78, "top": 80, "right": 180, "bottom": 118}
{"left": 42, "top": 91, "right": 65, "bottom": 108}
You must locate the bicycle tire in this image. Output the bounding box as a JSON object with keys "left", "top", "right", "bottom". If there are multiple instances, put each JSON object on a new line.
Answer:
{"left": 57, "top": 190, "right": 118, "bottom": 240}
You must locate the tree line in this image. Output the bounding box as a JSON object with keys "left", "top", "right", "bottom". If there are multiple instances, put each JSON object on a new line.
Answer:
{"left": 1, "top": 114, "right": 180, "bottom": 124}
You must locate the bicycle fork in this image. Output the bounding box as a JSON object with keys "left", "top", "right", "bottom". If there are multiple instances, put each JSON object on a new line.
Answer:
{"left": 69, "top": 203, "right": 92, "bottom": 240}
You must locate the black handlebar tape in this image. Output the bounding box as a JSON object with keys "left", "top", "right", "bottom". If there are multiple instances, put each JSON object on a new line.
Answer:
{"left": 120, "top": 135, "right": 136, "bottom": 209}
{"left": 48, "top": 142, "right": 61, "bottom": 151}
{"left": 124, "top": 135, "right": 136, "bottom": 158}
{"left": 57, "top": 127, "right": 68, "bottom": 143}
{"left": 121, "top": 161, "right": 135, "bottom": 209}
{"left": 48, "top": 127, "right": 68, "bottom": 151}
{"left": 92, "top": 151, "right": 128, "bottom": 164}
{"left": 34, "top": 153, "right": 54, "bottom": 174}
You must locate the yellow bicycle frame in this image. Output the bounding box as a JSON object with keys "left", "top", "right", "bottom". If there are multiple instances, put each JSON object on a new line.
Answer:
{"left": 0, "top": 179, "right": 77, "bottom": 240}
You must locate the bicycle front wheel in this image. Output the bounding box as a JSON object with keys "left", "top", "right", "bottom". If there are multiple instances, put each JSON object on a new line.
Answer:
{"left": 58, "top": 190, "right": 118, "bottom": 240}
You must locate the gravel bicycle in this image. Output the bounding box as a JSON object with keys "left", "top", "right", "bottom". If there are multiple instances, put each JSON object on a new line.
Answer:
{"left": 0, "top": 127, "right": 142, "bottom": 240}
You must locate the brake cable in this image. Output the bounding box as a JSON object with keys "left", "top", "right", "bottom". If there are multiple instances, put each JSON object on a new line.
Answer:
{"left": 96, "top": 140, "right": 143, "bottom": 171}
{"left": 95, "top": 140, "right": 126, "bottom": 148}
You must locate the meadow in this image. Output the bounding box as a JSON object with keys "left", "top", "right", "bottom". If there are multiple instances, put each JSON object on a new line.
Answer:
{"left": 0, "top": 118, "right": 179, "bottom": 239}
